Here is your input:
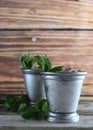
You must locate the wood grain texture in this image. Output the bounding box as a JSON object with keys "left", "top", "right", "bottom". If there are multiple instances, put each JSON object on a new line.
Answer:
{"left": 80, "top": 96, "right": 93, "bottom": 101}
{"left": 80, "top": 0, "right": 93, "bottom": 3}
{"left": 0, "top": 30, "right": 93, "bottom": 95}
{"left": 0, "top": 0, "right": 93, "bottom": 29}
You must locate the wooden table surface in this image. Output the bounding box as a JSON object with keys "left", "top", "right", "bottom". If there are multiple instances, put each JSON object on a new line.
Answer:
{"left": 0, "top": 100, "right": 93, "bottom": 130}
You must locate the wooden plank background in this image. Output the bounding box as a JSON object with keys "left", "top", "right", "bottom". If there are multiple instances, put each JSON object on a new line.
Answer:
{"left": 0, "top": 0, "right": 93, "bottom": 29}
{"left": 0, "top": 0, "right": 93, "bottom": 99}
{"left": 0, "top": 30, "right": 93, "bottom": 96}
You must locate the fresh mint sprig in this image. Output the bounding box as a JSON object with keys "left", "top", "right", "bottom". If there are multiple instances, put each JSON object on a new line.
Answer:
{"left": 0, "top": 95, "right": 48, "bottom": 120}
{"left": 35, "top": 55, "right": 64, "bottom": 72}
{"left": 18, "top": 53, "right": 64, "bottom": 72}
{"left": 3, "top": 95, "right": 29, "bottom": 112}
{"left": 18, "top": 53, "right": 35, "bottom": 69}
{"left": 22, "top": 99, "right": 48, "bottom": 119}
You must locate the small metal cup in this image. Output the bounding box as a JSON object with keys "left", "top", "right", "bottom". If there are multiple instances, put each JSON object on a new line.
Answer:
{"left": 22, "top": 69, "right": 46, "bottom": 106}
{"left": 42, "top": 71, "right": 87, "bottom": 123}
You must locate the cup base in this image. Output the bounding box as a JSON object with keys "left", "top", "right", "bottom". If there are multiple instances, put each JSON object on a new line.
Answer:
{"left": 47, "top": 112, "right": 79, "bottom": 123}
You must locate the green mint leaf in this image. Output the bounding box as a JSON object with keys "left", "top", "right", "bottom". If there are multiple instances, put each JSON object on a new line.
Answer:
{"left": 22, "top": 61, "right": 27, "bottom": 69}
{"left": 44, "top": 56, "right": 52, "bottom": 72}
{"left": 0, "top": 98, "right": 4, "bottom": 104}
{"left": 22, "top": 99, "right": 48, "bottom": 120}
{"left": 18, "top": 53, "right": 34, "bottom": 69}
{"left": 4, "top": 95, "right": 18, "bottom": 112}
{"left": 50, "top": 66, "right": 64, "bottom": 72}
{"left": 17, "top": 95, "right": 29, "bottom": 105}
{"left": 33, "top": 55, "right": 42, "bottom": 69}
{"left": 22, "top": 108, "right": 39, "bottom": 119}
{"left": 34, "top": 99, "right": 47, "bottom": 110}
{"left": 22, "top": 108, "right": 32, "bottom": 119}
{"left": 17, "top": 103, "right": 27, "bottom": 113}
{"left": 36, "top": 55, "right": 52, "bottom": 72}
{"left": 3, "top": 95, "right": 48, "bottom": 120}
{"left": 4, "top": 103, "right": 11, "bottom": 110}
{"left": 24, "top": 53, "right": 31, "bottom": 63}
{"left": 34, "top": 100, "right": 48, "bottom": 119}
{"left": 42, "top": 101, "right": 48, "bottom": 113}
{"left": 39, "top": 56, "right": 46, "bottom": 71}
{"left": 33, "top": 55, "right": 41, "bottom": 63}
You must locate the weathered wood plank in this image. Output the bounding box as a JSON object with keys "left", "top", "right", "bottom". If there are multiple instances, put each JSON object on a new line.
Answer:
{"left": 0, "top": 82, "right": 26, "bottom": 94}
{"left": 0, "top": 30, "right": 93, "bottom": 95}
{"left": 0, "top": 0, "right": 93, "bottom": 29}
{"left": 80, "top": 96, "right": 93, "bottom": 101}
{"left": 80, "top": 0, "right": 93, "bottom": 3}
{"left": 82, "top": 85, "right": 93, "bottom": 96}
